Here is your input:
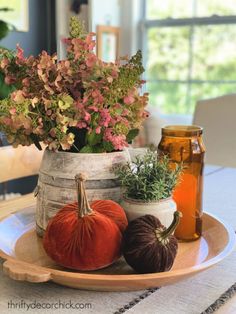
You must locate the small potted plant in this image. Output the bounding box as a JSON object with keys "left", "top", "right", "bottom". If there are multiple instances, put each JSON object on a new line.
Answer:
{"left": 114, "top": 150, "right": 182, "bottom": 227}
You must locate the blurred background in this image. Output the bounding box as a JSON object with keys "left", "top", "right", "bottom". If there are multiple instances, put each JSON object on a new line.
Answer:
{"left": 1, "top": 0, "right": 236, "bottom": 196}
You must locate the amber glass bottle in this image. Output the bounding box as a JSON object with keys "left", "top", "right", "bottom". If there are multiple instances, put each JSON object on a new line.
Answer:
{"left": 158, "top": 125, "right": 205, "bottom": 241}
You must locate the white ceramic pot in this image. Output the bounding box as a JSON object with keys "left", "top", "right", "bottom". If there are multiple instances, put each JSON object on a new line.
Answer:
{"left": 121, "top": 197, "right": 177, "bottom": 228}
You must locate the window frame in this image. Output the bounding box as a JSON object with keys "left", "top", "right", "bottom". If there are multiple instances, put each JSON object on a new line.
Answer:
{"left": 140, "top": 0, "right": 236, "bottom": 114}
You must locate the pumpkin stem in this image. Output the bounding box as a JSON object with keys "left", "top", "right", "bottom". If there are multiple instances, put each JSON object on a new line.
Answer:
{"left": 75, "top": 173, "right": 93, "bottom": 217}
{"left": 155, "top": 211, "right": 182, "bottom": 243}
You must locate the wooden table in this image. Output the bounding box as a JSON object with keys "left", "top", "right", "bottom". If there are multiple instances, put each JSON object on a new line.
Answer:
{"left": 0, "top": 165, "right": 236, "bottom": 314}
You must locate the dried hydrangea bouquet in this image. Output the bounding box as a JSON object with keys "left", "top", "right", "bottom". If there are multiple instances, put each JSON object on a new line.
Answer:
{"left": 0, "top": 18, "right": 149, "bottom": 234}
{"left": 0, "top": 17, "right": 148, "bottom": 153}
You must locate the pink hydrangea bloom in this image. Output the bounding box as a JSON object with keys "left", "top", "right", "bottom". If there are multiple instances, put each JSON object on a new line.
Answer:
{"left": 84, "top": 111, "right": 91, "bottom": 122}
{"left": 88, "top": 105, "right": 99, "bottom": 112}
{"left": 16, "top": 44, "right": 24, "bottom": 60}
{"left": 11, "top": 90, "right": 25, "bottom": 103}
{"left": 9, "top": 108, "right": 17, "bottom": 115}
{"left": 77, "top": 121, "right": 87, "bottom": 128}
{"left": 4, "top": 75, "right": 16, "bottom": 85}
{"left": 100, "top": 109, "right": 111, "bottom": 127}
{"left": 95, "top": 126, "right": 101, "bottom": 134}
{"left": 104, "top": 129, "right": 128, "bottom": 151}
{"left": 2, "top": 117, "right": 12, "bottom": 125}
{"left": 124, "top": 95, "right": 135, "bottom": 105}
{"left": 86, "top": 54, "right": 97, "bottom": 67}
{"left": 0, "top": 58, "right": 9, "bottom": 69}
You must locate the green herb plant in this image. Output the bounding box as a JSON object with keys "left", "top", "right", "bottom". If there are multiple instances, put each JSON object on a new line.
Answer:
{"left": 114, "top": 150, "right": 182, "bottom": 202}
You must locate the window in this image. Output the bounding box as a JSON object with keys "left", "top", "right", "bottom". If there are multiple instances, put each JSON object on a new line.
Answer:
{"left": 142, "top": 0, "right": 236, "bottom": 115}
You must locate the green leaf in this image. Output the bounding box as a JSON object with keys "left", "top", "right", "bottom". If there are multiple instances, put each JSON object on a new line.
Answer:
{"left": 87, "top": 131, "right": 103, "bottom": 146}
{"left": 93, "top": 145, "right": 105, "bottom": 153}
{"left": 0, "top": 21, "right": 9, "bottom": 40}
{"left": 126, "top": 128, "right": 139, "bottom": 143}
{"left": 79, "top": 145, "right": 94, "bottom": 153}
{"left": 115, "top": 108, "right": 123, "bottom": 115}
{"left": 0, "top": 72, "right": 15, "bottom": 99}
{"left": 103, "top": 141, "right": 114, "bottom": 152}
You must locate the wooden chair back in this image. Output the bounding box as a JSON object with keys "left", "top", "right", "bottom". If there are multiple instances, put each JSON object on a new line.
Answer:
{"left": 193, "top": 94, "right": 236, "bottom": 168}
{"left": 0, "top": 145, "right": 44, "bottom": 183}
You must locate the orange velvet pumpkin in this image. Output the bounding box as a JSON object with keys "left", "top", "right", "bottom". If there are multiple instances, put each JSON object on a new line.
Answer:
{"left": 43, "top": 173, "right": 128, "bottom": 270}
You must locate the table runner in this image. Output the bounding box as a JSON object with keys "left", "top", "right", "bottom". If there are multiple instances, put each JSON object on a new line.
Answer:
{"left": 121, "top": 249, "right": 236, "bottom": 314}
{"left": 0, "top": 261, "right": 142, "bottom": 314}
{"left": 0, "top": 166, "right": 235, "bottom": 314}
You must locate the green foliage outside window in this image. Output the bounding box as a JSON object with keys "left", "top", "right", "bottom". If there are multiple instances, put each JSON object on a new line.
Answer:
{"left": 145, "top": 0, "right": 236, "bottom": 114}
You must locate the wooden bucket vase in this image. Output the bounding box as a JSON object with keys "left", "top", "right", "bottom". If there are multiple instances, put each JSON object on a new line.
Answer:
{"left": 35, "top": 149, "right": 130, "bottom": 236}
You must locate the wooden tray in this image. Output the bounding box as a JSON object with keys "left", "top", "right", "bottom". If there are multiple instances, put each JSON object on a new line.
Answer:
{"left": 0, "top": 206, "right": 235, "bottom": 291}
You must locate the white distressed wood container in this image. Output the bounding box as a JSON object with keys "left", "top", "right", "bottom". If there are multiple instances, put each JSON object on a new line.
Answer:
{"left": 35, "top": 149, "right": 130, "bottom": 236}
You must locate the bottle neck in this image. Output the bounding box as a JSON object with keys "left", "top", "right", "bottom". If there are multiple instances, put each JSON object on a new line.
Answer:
{"left": 161, "top": 125, "right": 203, "bottom": 138}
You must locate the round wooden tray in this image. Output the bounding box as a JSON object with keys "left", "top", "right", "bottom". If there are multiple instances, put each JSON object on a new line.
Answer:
{"left": 0, "top": 206, "right": 235, "bottom": 291}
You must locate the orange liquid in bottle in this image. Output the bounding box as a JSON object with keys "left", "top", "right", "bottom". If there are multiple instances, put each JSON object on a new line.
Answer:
{"left": 173, "top": 173, "right": 199, "bottom": 240}
{"left": 158, "top": 125, "right": 205, "bottom": 241}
